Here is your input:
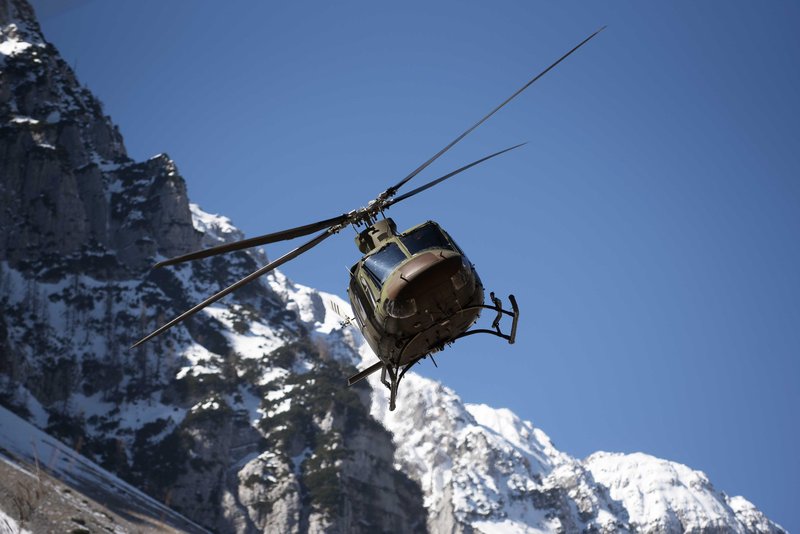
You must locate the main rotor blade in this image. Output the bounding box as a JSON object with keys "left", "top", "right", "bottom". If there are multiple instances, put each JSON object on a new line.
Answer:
{"left": 154, "top": 214, "right": 348, "bottom": 269}
{"left": 386, "top": 143, "right": 526, "bottom": 207}
{"left": 384, "top": 26, "right": 605, "bottom": 198}
{"left": 132, "top": 229, "right": 334, "bottom": 348}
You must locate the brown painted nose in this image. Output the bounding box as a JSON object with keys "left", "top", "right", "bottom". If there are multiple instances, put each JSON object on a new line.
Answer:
{"left": 384, "top": 251, "right": 463, "bottom": 302}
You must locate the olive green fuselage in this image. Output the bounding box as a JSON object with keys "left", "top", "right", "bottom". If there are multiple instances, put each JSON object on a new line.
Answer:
{"left": 347, "top": 219, "right": 484, "bottom": 367}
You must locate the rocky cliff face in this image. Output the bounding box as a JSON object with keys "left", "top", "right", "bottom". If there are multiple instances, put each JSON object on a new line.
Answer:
{"left": 1, "top": 2, "right": 424, "bottom": 532}
{"left": 0, "top": 0, "right": 195, "bottom": 271}
{"left": 0, "top": 1, "right": 786, "bottom": 533}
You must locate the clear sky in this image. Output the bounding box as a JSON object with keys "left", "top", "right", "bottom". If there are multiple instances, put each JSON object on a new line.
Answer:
{"left": 30, "top": 1, "right": 799, "bottom": 530}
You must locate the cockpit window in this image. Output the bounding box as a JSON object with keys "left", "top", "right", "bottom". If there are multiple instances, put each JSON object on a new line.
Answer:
{"left": 401, "top": 223, "right": 454, "bottom": 255}
{"left": 364, "top": 242, "right": 407, "bottom": 284}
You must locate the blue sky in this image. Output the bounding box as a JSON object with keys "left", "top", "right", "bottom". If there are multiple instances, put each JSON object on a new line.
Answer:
{"left": 30, "top": 1, "right": 799, "bottom": 530}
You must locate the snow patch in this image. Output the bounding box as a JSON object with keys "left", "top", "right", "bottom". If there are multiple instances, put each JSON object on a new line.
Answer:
{"left": 9, "top": 116, "right": 39, "bottom": 125}
{"left": 0, "top": 22, "right": 44, "bottom": 60}
{"left": 0, "top": 37, "right": 32, "bottom": 57}
{"left": 190, "top": 203, "right": 243, "bottom": 245}
{"left": 472, "top": 517, "right": 553, "bottom": 534}
{"left": 202, "top": 305, "right": 285, "bottom": 358}
{"left": 0, "top": 509, "right": 31, "bottom": 534}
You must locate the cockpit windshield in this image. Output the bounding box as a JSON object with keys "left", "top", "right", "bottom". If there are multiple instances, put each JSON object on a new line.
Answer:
{"left": 401, "top": 223, "right": 454, "bottom": 255}
{"left": 363, "top": 242, "right": 407, "bottom": 284}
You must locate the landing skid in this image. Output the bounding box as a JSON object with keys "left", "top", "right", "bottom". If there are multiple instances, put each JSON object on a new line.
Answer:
{"left": 450, "top": 292, "right": 519, "bottom": 344}
{"left": 347, "top": 293, "right": 520, "bottom": 411}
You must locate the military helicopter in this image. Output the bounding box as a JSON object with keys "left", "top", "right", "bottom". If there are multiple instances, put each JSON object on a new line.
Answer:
{"left": 132, "top": 28, "right": 604, "bottom": 410}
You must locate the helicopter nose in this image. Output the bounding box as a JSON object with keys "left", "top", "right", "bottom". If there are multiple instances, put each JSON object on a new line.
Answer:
{"left": 384, "top": 251, "right": 464, "bottom": 303}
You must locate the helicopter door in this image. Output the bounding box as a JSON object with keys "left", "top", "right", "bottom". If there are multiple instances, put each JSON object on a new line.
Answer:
{"left": 360, "top": 275, "right": 377, "bottom": 306}
{"left": 349, "top": 275, "right": 376, "bottom": 330}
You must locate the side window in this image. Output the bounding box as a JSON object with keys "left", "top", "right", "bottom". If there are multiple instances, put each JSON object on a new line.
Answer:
{"left": 349, "top": 276, "right": 372, "bottom": 328}
{"left": 360, "top": 276, "right": 376, "bottom": 305}
{"left": 350, "top": 275, "right": 374, "bottom": 328}
{"left": 352, "top": 294, "right": 367, "bottom": 328}
{"left": 443, "top": 229, "right": 466, "bottom": 256}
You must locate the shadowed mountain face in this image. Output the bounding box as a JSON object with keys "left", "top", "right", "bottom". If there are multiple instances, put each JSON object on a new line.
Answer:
{"left": 0, "top": 1, "right": 786, "bottom": 533}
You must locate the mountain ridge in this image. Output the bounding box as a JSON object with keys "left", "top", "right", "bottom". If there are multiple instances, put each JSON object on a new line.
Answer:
{"left": 0, "top": 0, "right": 787, "bottom": 532}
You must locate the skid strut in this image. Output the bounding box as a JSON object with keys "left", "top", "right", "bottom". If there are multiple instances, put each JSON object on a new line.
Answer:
{"left": 451, "top": 293, "right": 519, "bottom": 344}
{"left": 382, "top": 362, "right": 419, "bottom": 411}
{"left": 347, "top": 358, "right": 419, "bottom": 411}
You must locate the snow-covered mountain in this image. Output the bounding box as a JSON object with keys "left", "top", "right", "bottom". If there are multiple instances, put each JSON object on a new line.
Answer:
{"left": 0, "top": 1, "right": 786, "bottom": 532}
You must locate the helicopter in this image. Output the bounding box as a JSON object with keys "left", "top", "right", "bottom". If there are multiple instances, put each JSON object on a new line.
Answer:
{"left": 132, "top": 27, "right": 604, "bottom": 410}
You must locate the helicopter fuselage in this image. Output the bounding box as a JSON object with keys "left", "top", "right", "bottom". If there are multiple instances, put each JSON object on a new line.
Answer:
{"left": 347, "top": 218, "right": 484, "bottom": 368}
